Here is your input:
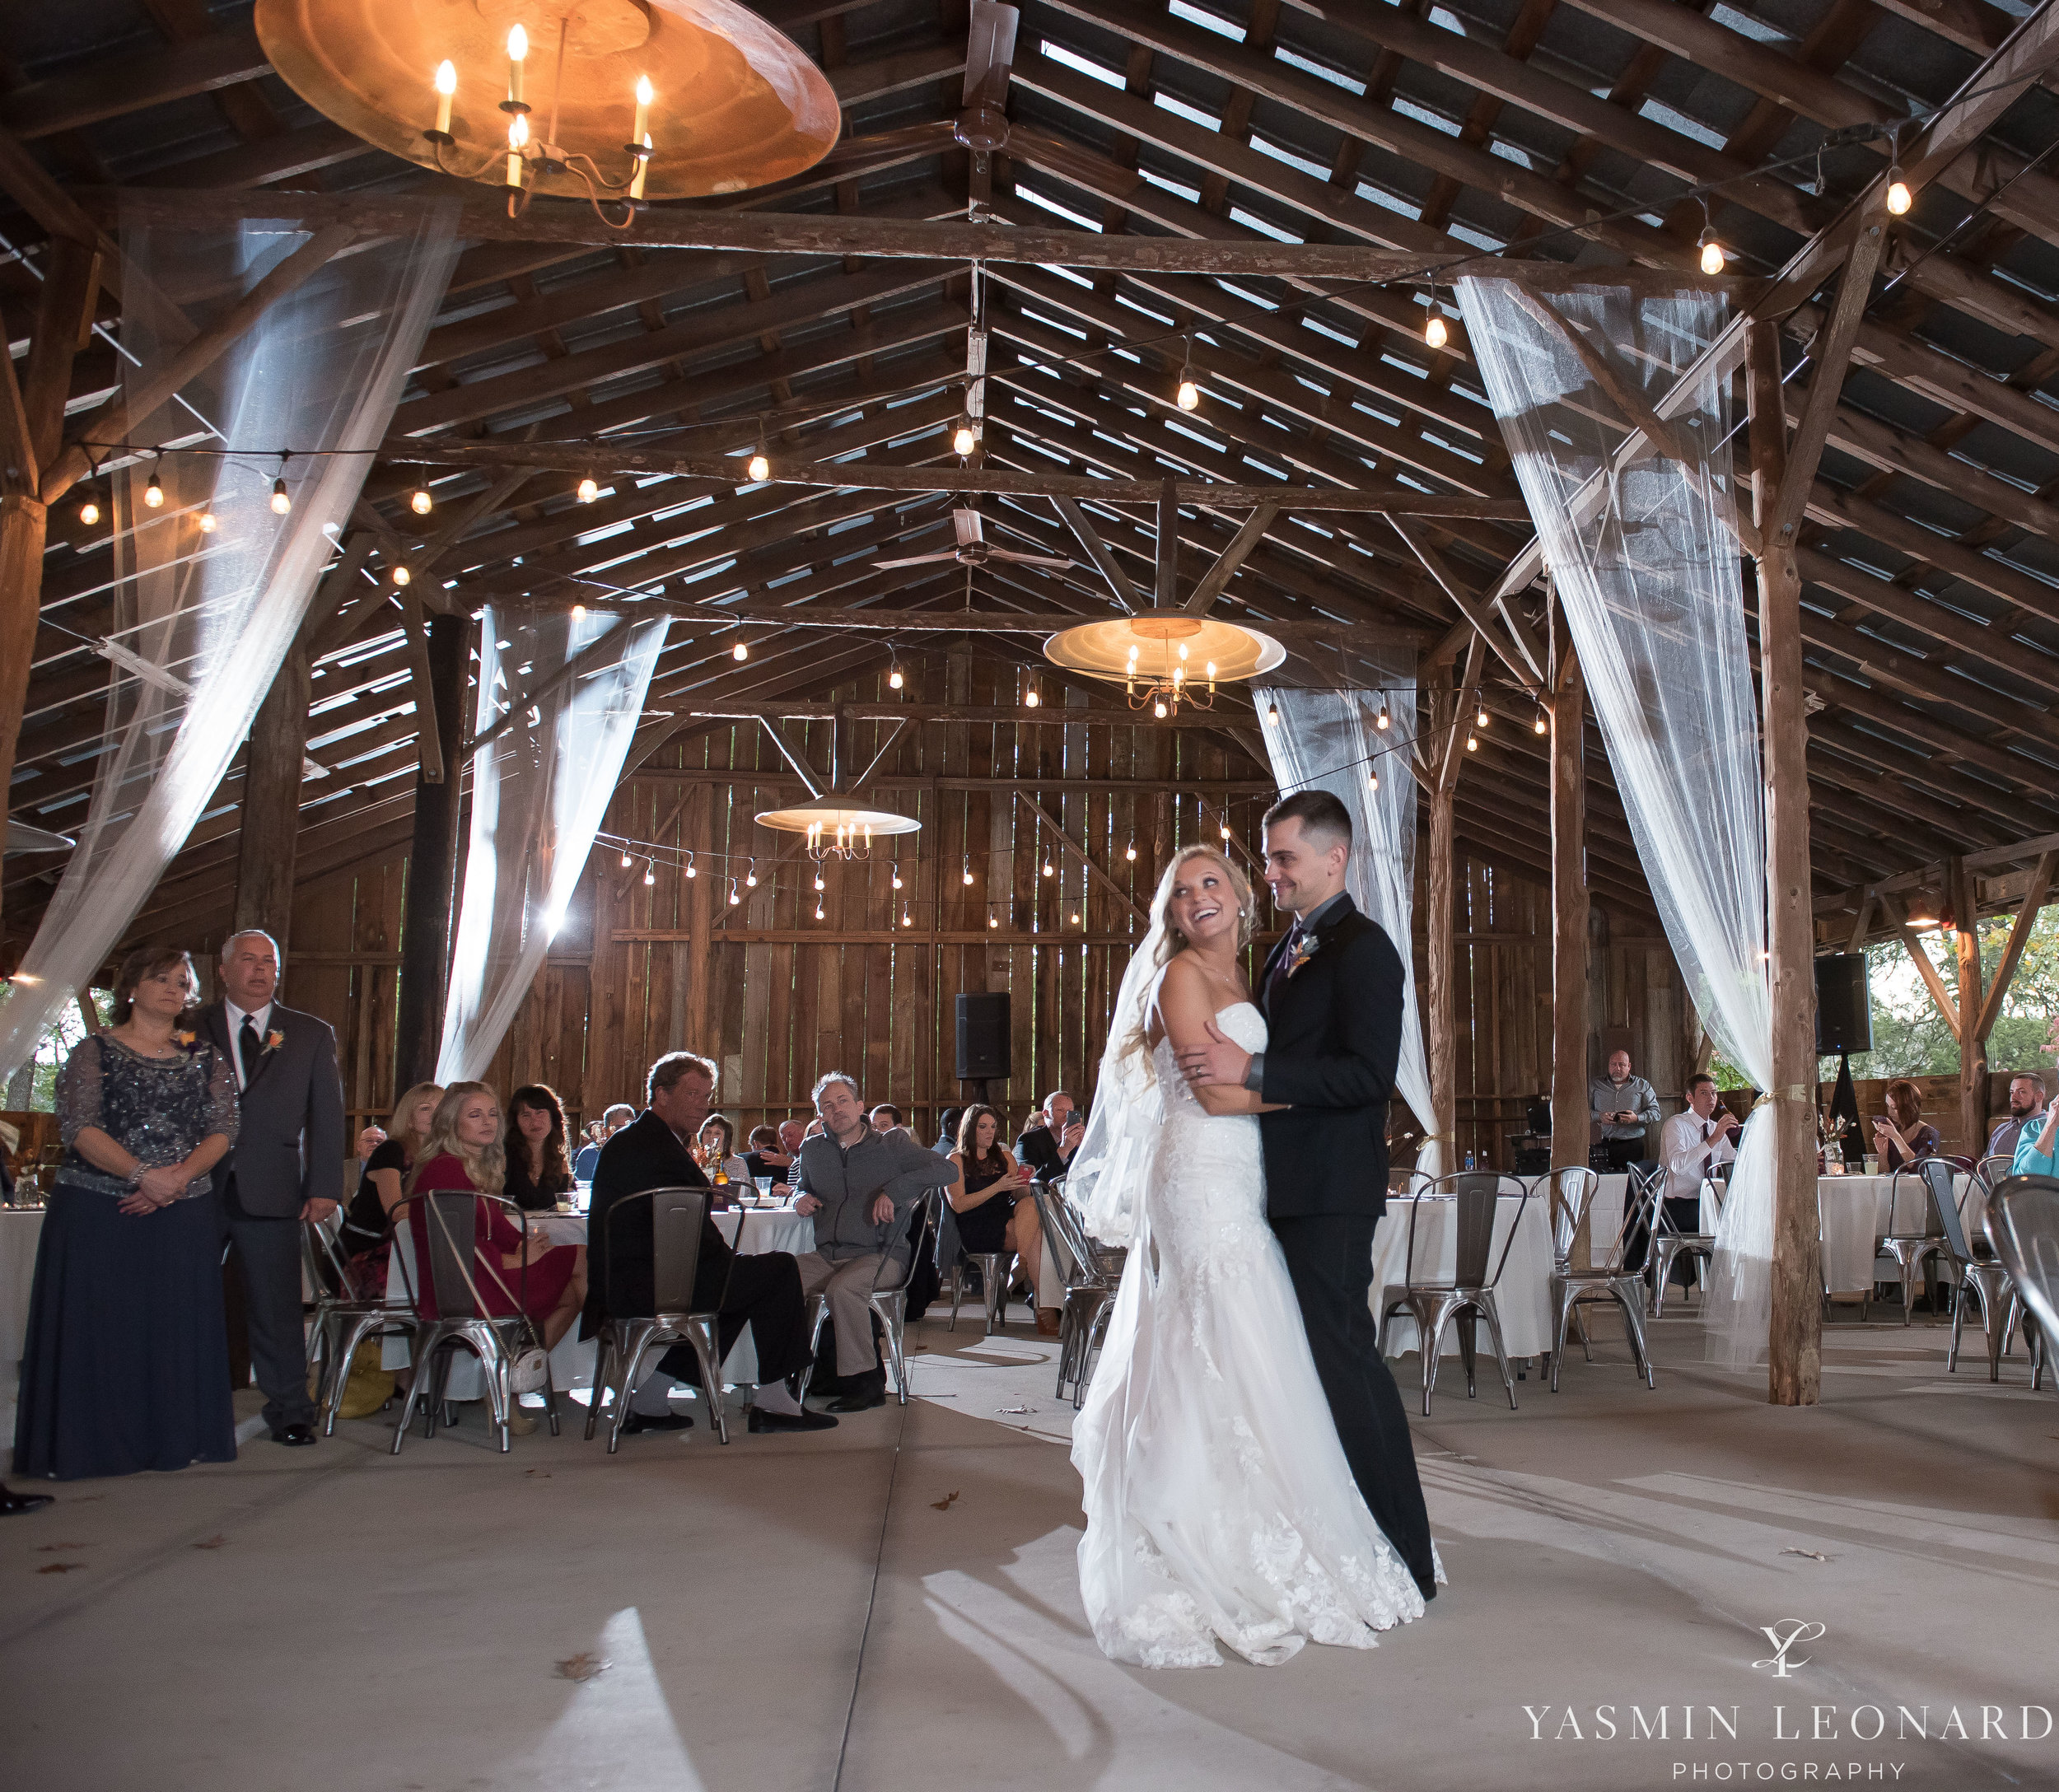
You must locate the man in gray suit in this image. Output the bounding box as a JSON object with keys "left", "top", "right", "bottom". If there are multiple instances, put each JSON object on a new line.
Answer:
{"left": 203, "top": 931, "right": 346, "bottom": 1445}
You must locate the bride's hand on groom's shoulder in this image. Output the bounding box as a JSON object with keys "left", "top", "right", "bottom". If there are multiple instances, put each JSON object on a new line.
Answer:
{"left": 1174, "top": 1020, "right": 1250, "bottom": 1090}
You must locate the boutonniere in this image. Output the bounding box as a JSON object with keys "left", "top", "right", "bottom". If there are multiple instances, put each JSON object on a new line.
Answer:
{"left": 1286, "top": 931, "right": 1320, "bottom": 978}
{"left": 264, "top": 1029, "right": 285, "bottom": 1053}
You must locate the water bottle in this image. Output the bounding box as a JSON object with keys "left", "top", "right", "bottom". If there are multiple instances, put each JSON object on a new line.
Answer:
{"left": 1464, "top": 1150, "right": 1475, "bottom": 1171}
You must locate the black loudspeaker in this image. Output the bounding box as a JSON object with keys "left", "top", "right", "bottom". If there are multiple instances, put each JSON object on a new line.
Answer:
{"left": 1815, "top": 953, "right": 1872, "bottom": 1055}
{"left": 955, "top": 992, "right": 1011, "bottom": 1082}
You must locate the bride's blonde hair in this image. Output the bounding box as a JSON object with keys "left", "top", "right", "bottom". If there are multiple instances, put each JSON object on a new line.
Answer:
{"left": 1116, "top": 845, "right": 1256, "bottom": 1067}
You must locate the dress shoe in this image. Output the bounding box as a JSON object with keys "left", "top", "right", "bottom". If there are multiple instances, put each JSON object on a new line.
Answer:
{"left": 1035, "top": 1308, "right": 1062, "bottom": 1337}
{"left": 1416, "top": 1579, "right": 1439, "bottom": 1603}
{"left": 618, "top": 1411, "right": 693, "bottom": 1435}
{"left": 828, "top": 1368, "right": 888, "bottom": 1412}
{"left": 747, "top": 1406, "right": 838, "bottom": 1433}
{"left": 270, "top": 1423, "right": 316, "bottom": 1447}
{"left": 0, "top": 1483, "right": 54, "bottom": 1515}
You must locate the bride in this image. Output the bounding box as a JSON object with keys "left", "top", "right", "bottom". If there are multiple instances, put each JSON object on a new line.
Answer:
{"left": 1068, "top": 843, "right": 1431, "bottom": 1668}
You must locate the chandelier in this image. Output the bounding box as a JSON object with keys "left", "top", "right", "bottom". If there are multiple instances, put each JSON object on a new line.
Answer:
{"left": 1043, "top": 614, "right": 1285, "bottom": 717}
{"left": 254, "top": 0, "right": 841, "bottom": 223}
{"left": 754, "top": 797, "right": 921, "bottom": 861}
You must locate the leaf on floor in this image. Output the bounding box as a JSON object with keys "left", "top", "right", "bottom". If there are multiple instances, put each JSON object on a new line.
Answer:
{"left": 193, "top": 1535, "right": 228, "bottom": 1550}
{"left": 1780, "top": 1547, "right": 1833, "bottom": 1561}
{"left": 554, "top": 1654, "right": 612, "bottom": 1682}
{"left": 36, "top": 1562, "right": 85, "bottom": 1574}
{"left": 931, "top": 1491, "right": 960, "bottom": 1511}
{"left": 999, "top": 1405, "right": 1037, "bottom": 1415}
{"left": 525, "top": 1469, "right": 552, "bottom": 1478}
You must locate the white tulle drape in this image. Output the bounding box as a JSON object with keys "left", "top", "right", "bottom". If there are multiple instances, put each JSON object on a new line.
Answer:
{"left": 1255, "top": 677, "right": 1440, "bottom": 1177}
{"left": 0, "top": 206, "right": 459, "bottom": 1085}
{"left": 1458, "top": 274, "right": 1772, "bottom": 1370}
{"left": 434, "top": 605, "right": 669, "bottom": 1084}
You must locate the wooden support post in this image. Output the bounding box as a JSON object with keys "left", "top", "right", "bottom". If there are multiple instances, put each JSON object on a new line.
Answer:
{"left": 1749, "top": 317, "right": 1823, "bottom": 1409}
{"left": 231, "top": 642, "right": 313, "bottom": 954}
{"left": 1549, "top": 637, "right": 1590, "bottom": 1180}
{"left": 1425, "top": 755, "right": 1457, "bottom": 1179}
{"left": 393, "top": 612, "right": 470, "bottom": 1094}
{"left": 1953, "top": 855, "right": 1987, "bottom": 1161}
{"left": 0, "top": 492, "right": 47, "bottom": 936}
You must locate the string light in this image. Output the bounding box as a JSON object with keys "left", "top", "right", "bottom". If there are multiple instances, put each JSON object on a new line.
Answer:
{"left": 1368, "top": 768, "right": 1378, "bottom": 791}
{"left": 1423, "top": 287, "right": 1448, "bottom": 351}
{"left": 731, "top": 637, "right": 749, "bottom": 661}
{"left": 1375, "top": 696, "right": 1390, "bottom": 730}
{"left": 1154, "top": 698, "right": 1169, "bottom": 718}
{"left": 1266, "top": 700, "right": 1279, "bottom": 725}
{"left": 1476, "top": 696, "right": 1489, "bottom": 729}
{"left": 196, "top": 507, "right": 217, "bottom": 534}
{"left": 1176, "top": 334, "right": 1199, "bottom": 410}
{"left": 745, "top": 861, "right": 758, "bottom": 888}
{"left": 815, "top": 898, "right": 826, "bottom": 920}
{"left": 728, "top": 880, "right": 741, "bottom": 906}
{"left": 814, "top": 872, "right": 826, "bottom": 891}
{"left": 1025, "top": 684, "right": 1040, "bottom": 708}
{"left": 1886, "top": 165, "right": 1911, "bottom": 214}
{"left": 1697, "top": 198, "right": 1725, "bottom": 275}
{"left": 1465, "top": 730, "right": 1479, "bottom": 752}
{"left": 1124, "top": 844, "right": 1137, "bottom": 862}
{"left": 887, "top": 651, "right": 903, "bottom": 691}
{"left": 1534, "top": 701, "right": 1549, "bottom": 735}
{"left": 746, "top": 423, "right": 770, "bottom": 484}
{"left": 953, "top": 419, "right": 978, "bottom": 457}
{"left": 963, "top": 859, "right": 974, "bottom": 885}
{"left": 270, "top": 455, "right": 292, "bottom": 516}
{"left": 903, "top": 906, "right": 913, "bottom": 927}
{"left": 988, "top": 912, "right": 1000, "bottom": 929}
{"left": 684, "top": 852, "right": 696, "bottom": 879}
{"left": 1069, "top": 911, "right": 1081, "bottom": 924}
{"left": 391, "top": 565, "right": 412, "bottom": 586}
{"left": 1219, "top": 824, "right": 1231, "bottom": 842}
{"left": 77, "top": 490, "right": 100, "bottom": 527}
{"left": 143, "top": 470, "right": 165, "bottom": 509}
{"left": 621, "top": 851, "right": 634, "bottom": 868}
{"left": 577, "top": 476, "right": 600, "bottom": 503}
{"left": 642, "top": 861, "right": 656, "bottom": 886}
{"left": 410, "top": 486, "right": 433, "bottom": 516}
{"left": 890, "top": 868, "right": 903, "bottom": 889}
{"left": 1042, "top": 856, "right": 1054, "bottom": 877}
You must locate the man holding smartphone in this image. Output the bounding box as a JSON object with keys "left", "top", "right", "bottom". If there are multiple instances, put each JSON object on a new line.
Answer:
{"left": 1015, "top": 1090, "right": 1086, "bottom": 1180}
{"left": 1653, "top": 1073, "right": 1738, "bottom": 1286}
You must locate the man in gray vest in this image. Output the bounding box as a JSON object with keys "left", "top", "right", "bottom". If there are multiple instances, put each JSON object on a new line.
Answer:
{"left": 792, "top": 1071, "right": 955, "bottom": 1412}
{"left": 203, "top": 931, "right": 346, "bottom": 1445}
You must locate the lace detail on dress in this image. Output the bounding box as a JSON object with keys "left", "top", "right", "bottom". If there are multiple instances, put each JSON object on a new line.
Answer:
{"left": 1073, "top": 1001, "right": 1431, "bottom": 1668}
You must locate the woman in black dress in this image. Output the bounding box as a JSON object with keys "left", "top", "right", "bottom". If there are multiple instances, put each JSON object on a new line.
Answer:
{"left": 13, "top": 946, "right": 240, "bottom": 1480}
{"left": 945, "top": 1104, "right": 1059, "bottom": 1337}
{"left": 503, "top": 1083, "right": 575, "bottom": 1212}
{"left": 338, "top": 1080, "right": 442, "bottom": 1298}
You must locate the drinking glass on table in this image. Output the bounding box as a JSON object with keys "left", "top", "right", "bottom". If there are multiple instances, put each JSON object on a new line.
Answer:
{"left": 754, "top": 1177, "right": 773, "bottom": 1206}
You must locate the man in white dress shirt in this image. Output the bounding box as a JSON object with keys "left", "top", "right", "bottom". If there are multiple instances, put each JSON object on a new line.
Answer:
{"left": 1653, "top": 1073, "right": 1737, "bottom": 1288}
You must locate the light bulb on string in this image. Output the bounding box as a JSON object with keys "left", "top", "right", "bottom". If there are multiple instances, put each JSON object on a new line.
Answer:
{"left": 1042, "top": 856, "right": 1054, "bottom": 878}
{"left": 577, "top": 476, "right": 600, "bottom": 504}
{"left": 1375, "top": 696, "right": 1390, "bottom": 730}
{"left": 887, "top": 652, "right": 903, "bottom": 691}
{"left": 1124, "top": 844, "right": 1137, "bottom": 862}
{"left": 1534, "top": 702, "right": 1549, "bottom": 735}
{"left": 728, "top": 880, "right": 741, "bottom": 907}
{"left": 1886, "top": 165, "right": 1912, "bottom": 214}
{"left": 1219, "top": 824, "right": 1231, "bottom": 842}
{"left": 952, "top": 420, "right": 978, "bottom": 457}
{"left": 1476, "top": 697, "right": 1489, "bottom": 729}
{"left": 1368, "top": 768, "right": 1378, "bottom": 791}
{"left": 903, "top": 906, "right": 913, "bottom": 927}
{"left": 196, "top": 507, "right": 217, "bottom": 534}
{"left": 143, "top": 470, "right": 165, "bottom": 509}
{"left": 410, "top": 487, "right": 433, "bottom": 516}
{"left": 391, "top": 565, "right": 411, "bottom": 586}
{"left": 988, "top": 912, "right": 1000, "bottom": 930}
{"left": 745, "top": 422, "right": 770, "bottom": 484}
{"left": 78, "top": 491, "right": 100, "bottom": 527}
{"left": 621, "top": 851, "right": 634, "bottom": 868}
{"left": 815, "top": 899, "right": 825, "bottom": 921}
{"left": 814, "top": 873, "right": 825, "bottom": 892}
{"left": 1266, "top": 700, "right": 1279, "bottom": 725}
{"left": 745, "top": 862, "right": 758, "bottom": 888}
{"left": 890, "top": 869, "right": 903, "bottom": 889}
{"left": 684, "top": 853, "right": 696, "bottom": 879}
{"left": 731, "top": 637, "right": 749, "bottom": 661}
{"left": 643, "top": 862, "right": 656, "bottom": 886}
{"left": 271, "top": 455, "right": 292, "bottom": 516}
{"left": 1070, "top": 911, "right": 1081, "bottom": 925}
{"left": 963, "top": 859, "right": 973, "bottom": 886}
{"left": 1154, "top": 698, "right": 1169, "bottom": 719}
{"left": 1465, "top": 730, "right": 1478, "bottom": 752}
{"left": 1024, "top": 684, "right": 1039, "bottom": 708}
{"left": 1423, "top": 285, "right": 1448, "bottom": 350}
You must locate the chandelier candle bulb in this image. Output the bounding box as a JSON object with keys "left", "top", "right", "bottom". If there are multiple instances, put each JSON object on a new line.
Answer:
{"left": 432, "top": 58, "right": 455, "bottom": 135}
{"left": 631, "top": 75, "right": 652, "bottom": 143}
{"left": 628, "top": 132, "right": 651, "bottom": 200}
{"left": 506, "top": 112, "right": 528, "bottom": 185}
{"left": 506, "top": 24, "right": 527, "bottom": 109}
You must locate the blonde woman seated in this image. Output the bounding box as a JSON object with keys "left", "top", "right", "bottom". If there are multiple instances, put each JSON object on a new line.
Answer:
{"left": 404, "top": 1084, "right": 587, "bottom": 1430}
{"left": 946, "top": 1104, "right": 1059, "bottom": 1336}
{"left": 338, "top": 1080, "right": 441, "bottom": 1295}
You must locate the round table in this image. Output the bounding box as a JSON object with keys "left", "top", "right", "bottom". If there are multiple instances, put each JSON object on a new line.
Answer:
{"left": 380, "top": 1202, "right": 816, "bottom": 1394}
{"left": 1370, "top": 1191, "right": 1554, "bottom": 1359}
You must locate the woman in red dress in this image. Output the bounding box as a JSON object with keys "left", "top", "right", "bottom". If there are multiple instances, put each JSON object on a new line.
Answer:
{"left": 404, "top": 1082, "right": 586, "bottom": 1351}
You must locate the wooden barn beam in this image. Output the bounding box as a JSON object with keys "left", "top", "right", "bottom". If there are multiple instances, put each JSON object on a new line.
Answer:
{"left": 393, "top": 611, "right": 469, "bottom": 1094}
{"left": 231, "top": 642, "right": 314, "bottom": 954}
{"left": 1550, "top": 629, "right": 1593, "bottom": 1192}
{"left": 0, "top": 27, "right": 271, "bottom": 139}
{"left": 1749, "top": 318, "right": 1823, "bottom": 1408}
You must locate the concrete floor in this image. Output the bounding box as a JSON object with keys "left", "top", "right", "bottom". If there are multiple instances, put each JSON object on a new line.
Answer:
{"left": 2, "top": 1307, "right": 2055, "bottom": 1792}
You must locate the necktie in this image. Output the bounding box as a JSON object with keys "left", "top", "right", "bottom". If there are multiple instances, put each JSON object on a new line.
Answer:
{"left": 238, "top": 1015, "right": 262, "bottom": 1088}
{"left": 1700, "top": 1122, "right": 1712, "bottom": 1178}
{"left": 1265, "top": 922, "right": 1302, "bottom": 1010}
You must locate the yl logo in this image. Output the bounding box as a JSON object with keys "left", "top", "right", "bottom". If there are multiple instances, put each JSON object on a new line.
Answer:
{"left": 1753, "top": 1620, "right": 1825, "bottom": 1678}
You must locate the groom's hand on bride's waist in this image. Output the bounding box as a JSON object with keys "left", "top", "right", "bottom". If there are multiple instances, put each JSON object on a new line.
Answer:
{"left": 1175, "top": 1021, "right": 1252, "bottom": 1090}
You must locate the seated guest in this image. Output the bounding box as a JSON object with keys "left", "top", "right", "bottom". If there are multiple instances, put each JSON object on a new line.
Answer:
{"left": 405, "top": 1083, "right": 586, "bottom": 1435}
{"left": 583, "top": 1052, "right": 833, "bottom": 1435}
{"left": 573, "top": 1104, "right": 635, "bottom": 1181}
{"left": 1590, "top": 1048, "right": 1660, "bottom": 1171}
{"left": 743, "top": 1125, "right": 791, "bottom": 1188}
{"left": 14, "top": 946, "right": 240, "bottom": 1481}
{"left": 1653, "top": 1073, "right": 1737, "bottom": 1286}
{"left": 933, "top": 1105, "right": 964, "bottom": 1156}
{"left": 948, "top": 1104, "right": 1060, "bottom": 1337}
{"left": 792, "top": 1073, "right": 957, "bottom": 1412}
{"left": 694, "top": 1114, "right": 750, "bottom": 1186}
{"left": 2010, "top": 1085, "right": 2059, "bottom": 1175}
{"left": 1987, "top": 1074, "right": 2045, "bottom": 1163}
{"left": 505, "top": 1083, "right": 577, "bottom": 1213}
{"left": 1874, "top": 1079, "right": 1940, "bottom": 1172}
{"left": 338, "top": 1080, "right": 441, "bottom": 1294}
{"left": 1015, "top": 1089, "right": 1085, "bottom": 1180}
{"left": 870, "top": 1103, "right": 908, "bottom": 1139}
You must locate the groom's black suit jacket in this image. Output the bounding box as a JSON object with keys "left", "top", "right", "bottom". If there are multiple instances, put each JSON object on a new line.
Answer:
{"left": 1256, "top": 893, "right": 1403, "bottom": 1220}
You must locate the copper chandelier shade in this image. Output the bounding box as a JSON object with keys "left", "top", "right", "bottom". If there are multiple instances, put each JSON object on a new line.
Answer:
{"left": 254, "top": 0, "right": 842, "bottom": 201}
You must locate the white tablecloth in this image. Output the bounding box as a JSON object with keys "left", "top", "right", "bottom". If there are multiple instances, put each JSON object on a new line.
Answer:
{"left": 1, "top": 1209, "right": 45, "bottom": 1448}
{"left": 1371, "top": 1192, "right": 1554, "bottom": 1359}
{"left": 380, "top": 1202, "right": 817, "bottom": 1396}
{"left": 1590, "top": 1170, "right": 1975, "bottom": 1295}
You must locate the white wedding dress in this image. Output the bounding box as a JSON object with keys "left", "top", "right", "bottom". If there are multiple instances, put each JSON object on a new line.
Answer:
{"left": 1072, "top": 1001, "right": 1431, "bottom": 1668}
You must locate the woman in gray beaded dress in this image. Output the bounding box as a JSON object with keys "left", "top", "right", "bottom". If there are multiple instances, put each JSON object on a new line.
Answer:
{"left": 13, "top": 946, "right": 240, "bottom": 1481}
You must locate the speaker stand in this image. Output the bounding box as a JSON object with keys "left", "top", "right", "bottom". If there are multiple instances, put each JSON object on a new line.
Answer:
{"left": 963, "top": 1078, "right": 992, "bottom": 1108}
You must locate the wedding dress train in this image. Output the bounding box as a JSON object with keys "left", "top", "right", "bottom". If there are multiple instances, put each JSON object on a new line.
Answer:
{"left": 1072, "top": 1001, "right": 1430, "bottom": 1668}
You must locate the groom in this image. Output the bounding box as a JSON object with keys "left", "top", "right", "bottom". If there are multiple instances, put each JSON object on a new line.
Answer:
{"left": 1177, "top": 790, "right": 1436, "bottom": 1599}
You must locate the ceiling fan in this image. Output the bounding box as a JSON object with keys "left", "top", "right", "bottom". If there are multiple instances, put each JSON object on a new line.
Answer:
{"left": 807, "top": 0, "right": 1114, "bottom": 194}
{"left": 874, "top": 507, "right": 1074, "bottom": 571}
